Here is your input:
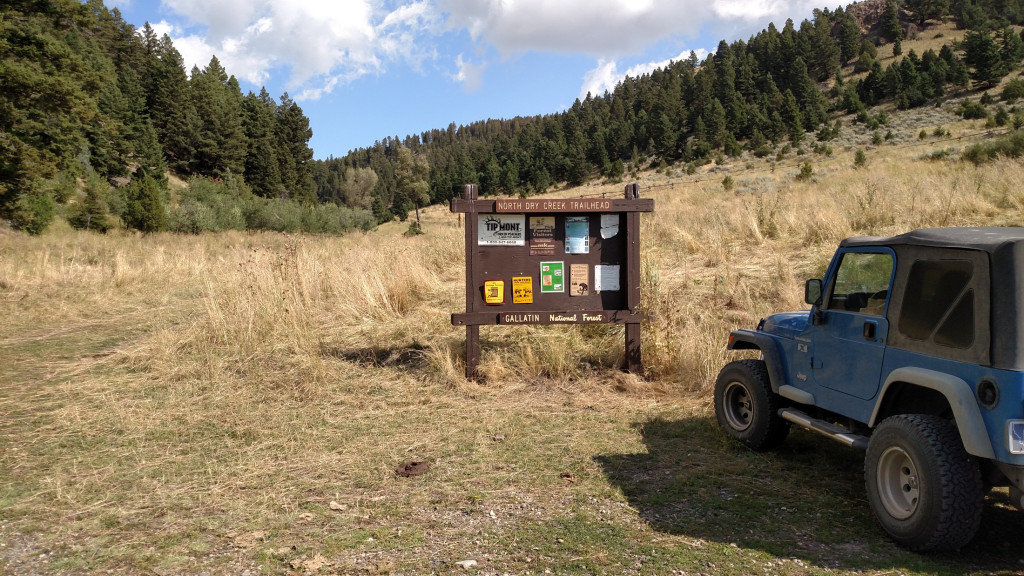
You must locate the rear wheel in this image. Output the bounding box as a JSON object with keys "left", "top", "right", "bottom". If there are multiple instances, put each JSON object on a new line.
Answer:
{"left": 865, "top": 415, "right": 983, "bottom": 551}
{"left": 713, "top": 359, "right": 788, "bottom": 450}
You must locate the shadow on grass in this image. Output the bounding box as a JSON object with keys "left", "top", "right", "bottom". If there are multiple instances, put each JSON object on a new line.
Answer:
{"left": 595, "top": 415, "right": 1024, "bottom": 575}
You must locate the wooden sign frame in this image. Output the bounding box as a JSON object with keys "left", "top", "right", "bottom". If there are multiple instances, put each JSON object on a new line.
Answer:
{"left": 451, "top": 183, "right": 654, "bottom": 378}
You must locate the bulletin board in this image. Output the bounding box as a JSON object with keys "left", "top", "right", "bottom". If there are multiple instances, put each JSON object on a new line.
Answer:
{"left": 450, "top": 183, "right": 654, "bottom": 378}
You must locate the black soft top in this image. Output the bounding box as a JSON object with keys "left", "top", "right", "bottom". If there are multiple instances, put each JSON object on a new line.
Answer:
{"left": 841, "top": 227, "right": 1024, "bottom": 370}
{"left": 840, "top": 227, "right": 1024, "bottom": 253}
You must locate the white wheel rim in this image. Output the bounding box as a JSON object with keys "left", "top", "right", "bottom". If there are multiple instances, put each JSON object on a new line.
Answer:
{"left": 876, "top": 445, "right": 920, "bottom": 520}
{"left": 723, "top": 381, "right": 753, "bottom": 431}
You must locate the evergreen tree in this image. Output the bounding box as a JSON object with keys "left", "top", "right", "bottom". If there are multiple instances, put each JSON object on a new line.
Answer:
{"left": 242, "top": 88, "right": 282, "bottom": 197}
{"left": 964, "top": 29, "right": 1005, "bottom": 87}
{"left": 906, "top": 0, "right": 951, "bottom": 24}
{"left": 147, "top": 35, "right": 199, "bottom": 173}
{"left": 275, "top": 93, "right": 316, "bottom": 203}
{"left": 836, "top": 8, "right": 863, "bottom": 65}
{"left": 190, "top": 56, "right": 246, "bottom": 178}
{"left": 123, "top": 173, "right": 167, "bottom": 232}
{"left": 882, "top": 0, "right": 904, "bottom": 43}
{"left": 70, "top": 172, "right": 113, "bottom": 232}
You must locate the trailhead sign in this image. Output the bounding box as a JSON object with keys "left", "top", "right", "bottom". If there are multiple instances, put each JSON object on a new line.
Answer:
{"left": 451, "top": 183, "right": 654, "bottom": 378}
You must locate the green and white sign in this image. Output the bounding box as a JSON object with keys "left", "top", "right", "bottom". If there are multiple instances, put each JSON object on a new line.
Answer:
{"left": 539, "top": 261, "right": 564, "bottom": 293}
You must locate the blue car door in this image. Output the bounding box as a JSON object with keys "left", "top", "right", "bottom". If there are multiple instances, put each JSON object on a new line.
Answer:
{"left": 810, "top": 249, "right": 895, "bottom": 401}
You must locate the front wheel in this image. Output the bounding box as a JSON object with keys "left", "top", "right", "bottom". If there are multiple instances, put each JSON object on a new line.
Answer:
{"left": 713, "top": 359, "right": 789, "bottom": 450}
{"left": 865, "top": 415, "right": 983, "bottom": 551}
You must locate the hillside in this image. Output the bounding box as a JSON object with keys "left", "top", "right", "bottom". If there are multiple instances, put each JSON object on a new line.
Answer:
{"left": 3, "top": 80, "right": 1024, "bottom": 571}
{"left": 7, "top": 0, "right": 1024, "bottom": 239}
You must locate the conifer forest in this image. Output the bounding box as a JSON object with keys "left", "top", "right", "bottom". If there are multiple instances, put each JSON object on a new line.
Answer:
{"left": 4, "top": 0, "right": 1024, "bottom": 235}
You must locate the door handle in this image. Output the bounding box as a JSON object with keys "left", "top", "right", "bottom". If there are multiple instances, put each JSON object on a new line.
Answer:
{"left": 863, "top": 321, "right": 877, "bottom": 340}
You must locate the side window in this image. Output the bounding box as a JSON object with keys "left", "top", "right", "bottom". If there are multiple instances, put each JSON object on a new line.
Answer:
{"left": 898, "top": 260, "right": 974, "bottom": 348}
{"left": 826, "top": 252, "right": 894, "bottom": 315}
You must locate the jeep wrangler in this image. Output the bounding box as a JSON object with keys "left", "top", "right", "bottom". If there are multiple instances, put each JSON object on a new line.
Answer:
{"left": 715, "top": 227, "right": 1024, "bottom": 551}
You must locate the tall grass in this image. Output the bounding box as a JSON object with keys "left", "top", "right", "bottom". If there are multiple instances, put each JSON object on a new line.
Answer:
{"left": 4, "top": 141, "right": 1024, "bottom": 574}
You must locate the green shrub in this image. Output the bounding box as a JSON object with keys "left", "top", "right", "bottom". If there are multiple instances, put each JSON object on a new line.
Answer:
{"left": 11, "top": 189, "right": 55, "bottom": 235}
{"left": 963, "top": 129, "right": 1024, "bottom": 164}
{"left": 1002, "top": 78, "right": 1024, "bottom": 102}
{"left": 959, "top": 100, "right": 990, "bottom": 119}
{"left": 996, "top": 106, "right": 1010, "bottom": 126}
{"left": 796, "top": 162, "right": 814, "bottom": 181}
{"left": 854, "top": 148, "right": 867, "bottom": 168}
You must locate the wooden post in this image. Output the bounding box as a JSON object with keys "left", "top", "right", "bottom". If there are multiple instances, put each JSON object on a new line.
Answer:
{"left": 624, "top": 183, "right": 642, "bottom": 374}
{"left": 463, "top": 183, "right": 480, "bottom": 379}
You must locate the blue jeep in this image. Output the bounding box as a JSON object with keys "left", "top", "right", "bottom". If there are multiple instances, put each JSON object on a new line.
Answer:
{"left": 715, "top": 227, "right": 1024, "bottom": 551}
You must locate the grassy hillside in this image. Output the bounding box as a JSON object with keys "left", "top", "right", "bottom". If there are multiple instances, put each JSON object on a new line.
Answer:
{"left": 4, "top": 93, "right": 1024, "bottom": 574}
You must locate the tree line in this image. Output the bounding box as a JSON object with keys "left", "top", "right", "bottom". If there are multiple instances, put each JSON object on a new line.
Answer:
{"left": 324, "top": 0, "right": 1024, "bottom": 225}
{"left": 2, "top": 0, "right": 372, "bottom": 235}
{"left": 3, "top": 0, "right": 1024, "bottom": 235}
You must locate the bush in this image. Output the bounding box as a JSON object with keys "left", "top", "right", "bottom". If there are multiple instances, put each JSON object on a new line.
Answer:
{"left": 1002, "top": 78, "right": 1024, "bottom": 102}
{"left": 123, "top": 175, "right": 167, "bottom": 233}
{"left": 963, "top": 129, "right": 1024, "bottom": 164}
{"left": 405, "top": 221, "right": 424, "bottom": 236}
{"left": 854, "top": 148, "right": 867, "bottom": 168}
{"left": 11, "top": 189, "right": 55, "bottom": 235}
{"left": 796, "top": 162, "right": 814, "bottom": 181}
{"left": 722, "top": 175, "right": 735, "bottom": 192}
{"left": 996, "top": 106, "right": 1010, "bottom": 126}
{"left": 958, "top": 100, "right": 990, "bottom": 119}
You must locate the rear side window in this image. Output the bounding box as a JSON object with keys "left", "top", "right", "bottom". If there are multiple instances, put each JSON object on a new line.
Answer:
{"left": 898, "top": 260, "right": 974, "bottom": 348}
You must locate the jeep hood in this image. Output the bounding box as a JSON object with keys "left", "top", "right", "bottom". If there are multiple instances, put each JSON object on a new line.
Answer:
{"left": 760, "top": 311, "right": 811, "bottom": 339}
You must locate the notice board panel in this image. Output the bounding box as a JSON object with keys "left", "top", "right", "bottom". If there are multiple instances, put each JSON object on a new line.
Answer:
{"left": 451, "top": 184, "right": 653, "bottom": 378}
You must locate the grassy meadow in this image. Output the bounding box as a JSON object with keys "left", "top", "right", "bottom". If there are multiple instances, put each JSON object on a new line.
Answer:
{"left": 5, "top": 106, "right": 1024, "bottom": 575}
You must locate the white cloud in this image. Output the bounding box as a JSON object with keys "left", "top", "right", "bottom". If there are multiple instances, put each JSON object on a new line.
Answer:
{"left": 437, "top": 0, "right": 830, "bottom": 58}
{"left": 158, "top": 0, "right": 436, "bottom": 100}
{"left": 579, "top": 49, "right": 710, "bottom": 100}
{"left": 452, "top": 54, "right": 486, "bottom": 92}
{"left": 155, "top": 0, "right": 838, "bottom": 100}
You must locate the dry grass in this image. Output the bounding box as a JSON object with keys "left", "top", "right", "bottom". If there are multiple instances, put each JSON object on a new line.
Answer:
{"left": 4, "top": 124, "right": 1024, "bottom": 574}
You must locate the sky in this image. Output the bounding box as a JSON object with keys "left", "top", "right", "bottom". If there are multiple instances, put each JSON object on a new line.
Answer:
{"left": 109, "top": 0, "right": 841, "bottom": 160}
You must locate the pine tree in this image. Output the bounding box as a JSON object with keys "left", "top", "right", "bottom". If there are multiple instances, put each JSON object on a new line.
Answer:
{"left": 147, "top": 36, "right": 199, "bottom": 173}
{"left": 242, "top": 88, "right": 282, "bottom": 197}
{"left": 275, "top": 93, "right": 316, "bottom": 203}
{"left": 906, "top": 0, "right": 950, "bottom": 24}
{"left": 836, "top": 8, "right": 862, "bottom": 65}
{"left": 965, "top": 29, "right": 1005, "bottom": 88}
{"left": 190, "top": 56, "right": 246, "bottom": 178}
{"left": 882, "top": 0, "right": 904, "bottom": 44}
{"left": 123, "top": 173, "right": 167, "bottom": 232}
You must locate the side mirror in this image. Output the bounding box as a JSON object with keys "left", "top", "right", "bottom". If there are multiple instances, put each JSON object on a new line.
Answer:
{"left": 804, "top": 279, "right": 823, "bottom": 306}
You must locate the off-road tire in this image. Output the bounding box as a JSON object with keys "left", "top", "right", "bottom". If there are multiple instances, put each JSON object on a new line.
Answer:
{"left": 865, "top": 414, "right": 983, "bottom": 552}
{"left": 713, "top": 359, "right": 789, "bottom": 450}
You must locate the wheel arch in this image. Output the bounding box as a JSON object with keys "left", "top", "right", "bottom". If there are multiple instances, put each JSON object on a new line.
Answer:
{"left": 871, "top": 367, "right": 995, "bottom": 459}
{"left": 727, "top": 329, "right": 786, "bottom": 394}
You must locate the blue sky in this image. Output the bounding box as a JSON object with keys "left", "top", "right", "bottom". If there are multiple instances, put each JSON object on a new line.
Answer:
{"left": 109, "top": 0, "right": 839, "bottom": 160}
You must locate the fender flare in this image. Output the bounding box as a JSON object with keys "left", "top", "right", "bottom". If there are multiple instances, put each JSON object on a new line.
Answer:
{"left": 871, "top": 366, "right": 995, "bottom": 459}
{"left": 727, "top": 329, "right": 787, "bottom": 394}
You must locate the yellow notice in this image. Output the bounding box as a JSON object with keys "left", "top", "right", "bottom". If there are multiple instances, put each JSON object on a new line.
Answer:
{"left": 484, "top": 280, "right": 504, "bottom": 305}
{"left": 512, "top": 276, "right": 533, "bottom": 304}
